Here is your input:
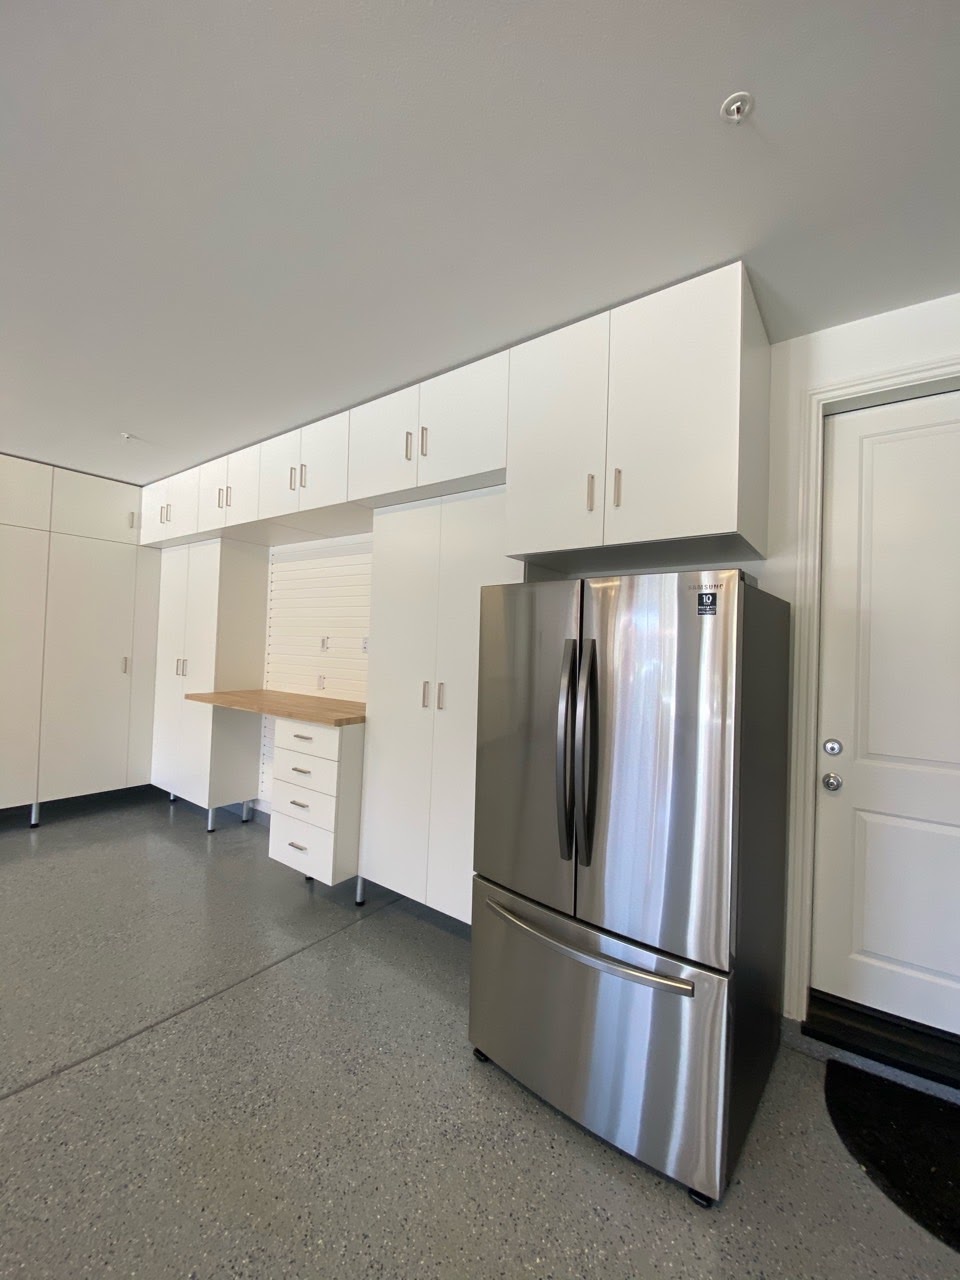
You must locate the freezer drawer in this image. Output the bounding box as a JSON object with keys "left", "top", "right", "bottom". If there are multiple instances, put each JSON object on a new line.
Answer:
{"left": 469, "top": 878, "right": 730, "bottom": 1200}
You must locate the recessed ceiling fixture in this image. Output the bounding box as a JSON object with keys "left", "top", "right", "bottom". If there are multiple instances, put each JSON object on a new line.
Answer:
{"left": 720, "top": 91, "right": 754, "bottom": 124}
{"left": 119, "top": 431, "right": 137, "bottom": 441}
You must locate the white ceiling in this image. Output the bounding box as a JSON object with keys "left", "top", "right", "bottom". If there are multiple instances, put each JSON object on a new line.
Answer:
{"left": 2, "top": 2, "right": 958, "bottom": 484}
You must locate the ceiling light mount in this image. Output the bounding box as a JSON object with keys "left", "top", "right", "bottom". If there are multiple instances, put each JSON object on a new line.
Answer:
{"left": 720, "top": 91, "right": 754, "bottom": 124}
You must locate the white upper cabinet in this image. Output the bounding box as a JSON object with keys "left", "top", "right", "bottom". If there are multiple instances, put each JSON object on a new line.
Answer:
{"left": 300, "top": 412, "right": 349, "bottom": 509}
{"left": 347, "top": 385, "right": 420, "bottom": 501}
{"left": 197, "top": 456, "right": 228, "bottom": 532}
{"left": 51, "top": 469, "right": 139, "bottom": 543}
{"left": 604, "top": 262, "right": 770, "bottom": 553}
{"left": 224, "top": 443, "right": 261, "bottom": 526}
{"left": 140, "top": 479, "right": 167, "bottom": 544}
{"left": 418, "top": 352, "right": 509, "bottom": 488}
{"left": 164, "top": 467, "right": 200, "bottom": 539}
{"left": 505, "top": 313, "right": 610, "bottom": 557}
{"left": 0, "top": 455, "right": 52, "bottom": 530}
{"left": 258, "top": 430, "right": 302, "bottom": 521}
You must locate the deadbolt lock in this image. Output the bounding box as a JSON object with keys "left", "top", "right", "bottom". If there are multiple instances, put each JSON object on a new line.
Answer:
{"left": 823, "top": 739, "right": 842, "bottom": 756}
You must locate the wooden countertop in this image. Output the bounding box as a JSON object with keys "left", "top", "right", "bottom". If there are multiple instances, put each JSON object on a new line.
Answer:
{"left": 185, "top": 689, "right": 366, "bottom": 726}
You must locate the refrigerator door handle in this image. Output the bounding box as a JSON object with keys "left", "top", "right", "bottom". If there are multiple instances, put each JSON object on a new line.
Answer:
{"left": 555, "top": 639, "right": 577, "bottom": 860}
{"left": 574, "top": 637, "right": 598, "bottom": 866}
{"left": 484, "top": 898, "right": 695, "bottom": 997}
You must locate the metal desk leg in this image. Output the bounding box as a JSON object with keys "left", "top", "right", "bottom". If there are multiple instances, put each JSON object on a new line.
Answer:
{"left": 241, "top": 800, "right": 252, "bottom": 823}
{"left": 206, "top": 807, "right": 216, "bottom": 833}
{"left": 30, "top": 802, "right": 40, "bottom": 828}
{"left": 355, "top": 875, "right": 366, "bottom": 906}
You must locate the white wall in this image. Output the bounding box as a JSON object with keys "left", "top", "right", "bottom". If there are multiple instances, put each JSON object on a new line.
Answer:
{"left": 762, "top": 287, "right": 960, "bottom": 1019}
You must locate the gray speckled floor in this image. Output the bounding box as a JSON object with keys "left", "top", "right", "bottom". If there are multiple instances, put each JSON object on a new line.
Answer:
{"left": 1, "top": 793, "right": 956, "bottom": 1279}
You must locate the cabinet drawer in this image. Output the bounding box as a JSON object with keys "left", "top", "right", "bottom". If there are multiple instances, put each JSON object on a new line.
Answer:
{"left": 269, "top": 812, "right": 336, "bottom": 882}
{"left": 271, "top": 779, "right": 336, "bottom": 831}
{"left": 274, "top": 718, "right": 340, "bottom": 761}
{"left": 273, "top": 746, "right": 337, "bottom": 795}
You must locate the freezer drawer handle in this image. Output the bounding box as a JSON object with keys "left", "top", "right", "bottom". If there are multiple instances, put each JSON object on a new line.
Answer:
{"left": 485, "top": 899, "right": 694, "bottom": 997}
{"left": 555, "top": 639, "right": 577, "bottom": 861}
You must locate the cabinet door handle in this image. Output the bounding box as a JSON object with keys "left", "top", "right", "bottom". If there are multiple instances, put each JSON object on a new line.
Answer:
{"left": 420, "top": 426, "right": 428, "bottom": 457}
{"left": 586, "top": 473, "right": 595, "bottom": 512}
{"left": 293, "top": 733, "right": 313, "bottom": 741}
{"left": 421, "top": 680, "right": 430, "bottom": 708}
{"left": 226, "top": 485, "right": 232, "bottom": 507}
{"left": 128, "top": 511, "right": 136, "bottom": 529}
{"left": 613, "top": 468, "right": 622, "bottom": 508}
{"left": 160, "top": 506, "right": 166, "bottom": 525}
{"left": 176, "top": 658, "right": 182, "bottom": 676}
{"left": 288, "top": 841, "right": 307, "bottom": 852}
{"left": 181, "top": 658, "right": 188, "bottom": 677}
{"left": 121, "top": 656, "right": 129, "bottom": 674}
{"left": 300, "top": 463, "right": 307, "bottom": 488}
{"left": 289, "top": 466, "right": 297, "bottom": 491}
{"left": 289, "top": 799, "right": 309, "bottom": 809}
{"left": 165, "top": 503, "right": 172, "bottom": 522}
{"left": 291, "top": 766, "right": 311, "bottom": 775}
{"left": 405, "top": 431, "right": 413, "bottom": 461}
{"left": 217, "top": 487, "right": 224, "bottom": 509}
{"left": 437, "top": 681, "right": 445, "bottom": 710}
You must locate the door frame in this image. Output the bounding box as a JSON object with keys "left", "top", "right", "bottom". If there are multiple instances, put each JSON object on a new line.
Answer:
{"left": 785, "top": 358, "right": 960, "bottom": 1022}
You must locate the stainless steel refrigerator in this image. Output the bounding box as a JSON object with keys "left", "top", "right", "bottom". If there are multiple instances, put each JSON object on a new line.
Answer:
{"left": 469, "top": 569, "right": 789, "bottom": 1204}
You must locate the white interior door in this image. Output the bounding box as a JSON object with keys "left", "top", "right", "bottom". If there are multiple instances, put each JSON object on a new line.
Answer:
{"left": 39, "top": 535, "right": 137, "bottom": 801}
{"left": 426, "top": 490, "right": 524, "bottom": 922}
{"left": 0, "top": 525, "right": 48, "bottom": 807}
{"left": 359, "top": 501, "right": 441, "bottom": 900}
{"left": 151, "top": 545, "right": 189, "bottom": 796}
{"left": 812, "top": 391, "right": 960, "bottom": 1034}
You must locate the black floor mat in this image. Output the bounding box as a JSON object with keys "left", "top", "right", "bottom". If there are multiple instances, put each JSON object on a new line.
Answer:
{"left": 825, "top": 1058, "right": 960, "bottom": 1252}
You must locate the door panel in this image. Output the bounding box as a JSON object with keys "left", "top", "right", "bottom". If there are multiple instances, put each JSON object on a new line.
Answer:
{"left": 51, "top": 469, "right": 139, "bottom": 543}
{"left": 474, "top": 579, "right": 580, "bottom": 915}
{"left": 576, "top": 571, "right": 740, "bottom": 971}
{"left": 418, "top": 352, "right": 508, "bottom": 487}
{"left": 426, "top": 490, "right": 524, "bottom": 923}
{"left": 347, "top": 386, "right": 420, "bottom": 501}
{"left": 197, "top": 458, "right": 228, "bottom": 532}
{"left": 258, "top": 431, "right": 302, "bottom": 520}
{"left": 299, "top": 413, "right": 349, "bottom": 509}
{"left": 151, "top": 546, "right": 188, "bottom": 795}
{"left": 813, "top": 394, "right": 960, "bottom": 1033}
{"left": 225, "top": 444, "right": 260, "bottom": 526}
{"left": 469, "top": 878, "right": 729, "bottom": 1201}
{"left": 0, "top": 525, "right": 48, "bottom": 807}
{"left": 39, "top": 535, "right": 137, "bottom": 801}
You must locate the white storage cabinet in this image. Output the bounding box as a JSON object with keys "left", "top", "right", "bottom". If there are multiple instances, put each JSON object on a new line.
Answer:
{"left": 258, "top": 413, "right": 350, "bottom": 520}
{"left": 359, "top": 488, "right": 523, "bottom": 922}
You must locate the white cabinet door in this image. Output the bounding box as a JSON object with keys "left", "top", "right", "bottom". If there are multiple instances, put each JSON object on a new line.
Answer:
{"left": 0, "top": 525, "right": 48, "bottom": 807}
{"left": 164, "top": 467, "right": 200, "bottom": 539}
{"left": 151, "top": 545, "right": 189, "bottom": 796}
{"left": 299, "top": 412, "right": 349, "bottom": 509}
{"left": 505, "top": 313, "right": 609, "bottom": 556}
{"left": 140, "top": 479, "right": 167, "bottom": 544}
{"left": 51, "top": 470, "right": 139, "bottom": 543}
{"left": 0, "top": 454, "right": 52, "bottom": 530}
{"left": 127, "top": 547, "right": 160, "bottom": 785}
{"left": 197, "top": 457, "right": 228, "bottom": 532}
{"left": 418, "top": 352, "right": 509, "bottom": 488}
{"left": 359, "top": 501, "right": 441, "bottom": 899}
{"left": 426, "top": 490, "right": 523, "bottom": 922}
{"left": 225, "top": 444, "right": 261, "bottom": 526}
{"left": 604, "top": 263, "right": 743, "bottom": 547}
{"left": 39, "top": 535, "right": 137, "bottom": 801}
{"left": 177, "top": 541, "right": 220, "bottom": 806}
{"left": 347, "top": 386, "right": 420, "bottom": 501}
{"left": 258, "top": 431, "right": 302, "bottom": 520}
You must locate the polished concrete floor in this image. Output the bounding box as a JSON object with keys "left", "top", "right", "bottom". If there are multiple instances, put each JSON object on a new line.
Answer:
{"left": 1, "top": 792, "right": 955, "bottom": 1279}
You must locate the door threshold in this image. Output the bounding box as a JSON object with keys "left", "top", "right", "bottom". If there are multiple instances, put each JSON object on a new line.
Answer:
{"left": 803, "top": 990, "right": 960, "bottom": 1090}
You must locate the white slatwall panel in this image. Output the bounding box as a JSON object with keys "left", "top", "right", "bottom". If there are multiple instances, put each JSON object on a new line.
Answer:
{"left": 257, "top": 534, "right": 372, "bottom": 809}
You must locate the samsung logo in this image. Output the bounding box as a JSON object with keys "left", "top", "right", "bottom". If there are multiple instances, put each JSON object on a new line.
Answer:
{"left": 689, "top": 582, "right": 724, "bottom": 591}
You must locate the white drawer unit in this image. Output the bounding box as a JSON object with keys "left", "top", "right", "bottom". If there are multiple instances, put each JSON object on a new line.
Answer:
{"left": 268, "top": 720, "right": 365, "bottom": 888}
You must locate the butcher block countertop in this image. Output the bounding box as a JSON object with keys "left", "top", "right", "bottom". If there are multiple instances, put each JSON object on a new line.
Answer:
{"left": 185, "top": 689, "right": 366, "bottom": 727}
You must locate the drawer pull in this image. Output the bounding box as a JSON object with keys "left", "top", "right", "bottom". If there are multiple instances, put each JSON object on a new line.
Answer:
{"left": 293, "top": 733, "right": 313, "bottom": 741}
{"left": 288, "top": 842, "right": 307, "bottom": 852}
{"left": 290, "top": 800, "right": 309, "bottom": 809}
{"left": 291, "top": 766, "right": 311, "bottom": 775}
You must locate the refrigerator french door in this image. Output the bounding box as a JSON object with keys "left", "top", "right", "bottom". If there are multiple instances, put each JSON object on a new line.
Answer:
{"left": 470, "top": 569, "right": 789, "bottom": 1203}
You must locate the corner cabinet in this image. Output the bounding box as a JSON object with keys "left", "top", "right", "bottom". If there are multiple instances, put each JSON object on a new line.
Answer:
{"left": 359, "top": 488, "right": 524, "bottom": 922}
{"left": 151, "top": 539, "right": 268, "bottom": 817}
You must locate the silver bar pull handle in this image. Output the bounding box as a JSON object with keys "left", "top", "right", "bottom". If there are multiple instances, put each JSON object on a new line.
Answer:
{"left": 217, "top": 487, "right": 224, "bottom": 509}
{"left": 485, "top": 898, "right": 695, "bottom": 997}
{"left": 293, "top": 733, "right": 313, "bottom": 741}
{"left": 612, "top": 468, "right": 622, "bottom": 508}
{"left": 555, "top": 639, "right": 577, "bottom": 861}
{"left": 226, "top": 485, "right": 232, "bottom": 507}
{"left": 289, "top": 466, "right": 297, "bottom": 491}
{"left": 291, "top": 766, "right": 311, "bottom": 775}
{"left": 437, "top": 681, "right": 445, "bottom": 710}
{"left": 288, "top": 842, "right": 307, "bottom": 852}
{"left": 420, "top": 426, "right": 428, "bottom": 456}
{"left": 121, "top": 656, "right": 129, "bottom": 674}
{"left": 159, "top": 506, "right": 166, "bottom": 525}
{"left": 128, "top": 511, "right": 136, "bottom": 529}
{"left": 289, "top": 800, "right": 309, "bottom": 809}
{"left": 573, "top": 637, "right": 597, "bottom": 867}
{"left": 300, "top": 463, "right": 307, "bottom": 488}
{"left": 175, "top": 658, "right": 182, "bottom": 676}
{"left": 405, "top": 431, "right": 413, "bottom": 461}
{"left": 181, "top": 658, "right": 188, "bottom": 677}
{"left": 165, "top": 503, "right": 172, "bottom": 522}
{"left": 421, "top": 680, "right": 430, "bottom": 708}
{"left": 586, "top": 473, "right": 595, "bottom": 512}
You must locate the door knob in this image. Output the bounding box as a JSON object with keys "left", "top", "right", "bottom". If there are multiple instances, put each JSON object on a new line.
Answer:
{"left": 822, "top": 772, "right": 843, "bottom": 792}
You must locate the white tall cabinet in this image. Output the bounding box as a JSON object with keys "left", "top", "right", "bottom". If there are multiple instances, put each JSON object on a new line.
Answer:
{"left": 359, "top": 488, "right": 523, "bottom": 921}
{"left": 151, "top": 539, "right": 268, "bottom": 825}
{"left": 0, "top": 524, "right": 49, "bottom": 808}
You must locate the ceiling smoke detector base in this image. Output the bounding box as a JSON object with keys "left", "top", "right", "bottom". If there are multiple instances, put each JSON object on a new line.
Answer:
{"left": 720, "top": 91, "right": 754, "bottom": 124}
